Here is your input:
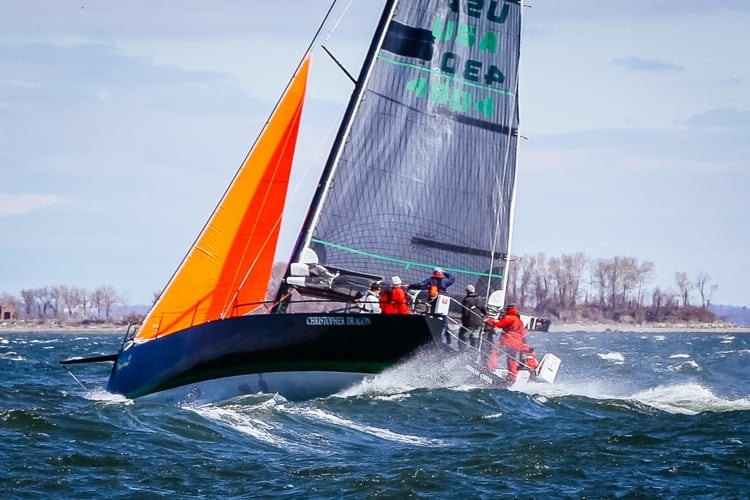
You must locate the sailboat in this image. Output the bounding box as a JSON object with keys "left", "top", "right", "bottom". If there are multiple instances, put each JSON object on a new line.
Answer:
{"left": 62, "top": 0, "right": 553, "bottom": 402}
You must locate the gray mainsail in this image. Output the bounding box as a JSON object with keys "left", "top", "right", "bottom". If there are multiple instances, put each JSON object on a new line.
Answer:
{"left": 284, "top": 0, "right": 522, "bottom": 302}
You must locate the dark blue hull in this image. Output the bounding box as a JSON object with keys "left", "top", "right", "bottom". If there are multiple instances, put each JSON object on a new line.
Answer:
{"left": 107, "top": 313, "right": 444, "bottom": 402}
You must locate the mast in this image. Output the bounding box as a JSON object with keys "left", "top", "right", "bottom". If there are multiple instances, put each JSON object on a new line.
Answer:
{"left": 273, "top": 0, "right": 400, "bottom": 308}
{"left": 497, "top": 123, "right": 520, "bottom": 308}
{"left": 494, "top": 0, "right": 524, "bottom": 308}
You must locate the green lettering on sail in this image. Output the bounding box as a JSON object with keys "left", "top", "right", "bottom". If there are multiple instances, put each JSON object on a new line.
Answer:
{"left": 451, "top": 88, "right": 471, "bottom": 113}
{"left": 478, "top": 31, "right": 498, "bottom": 54}
{"left": 405, "top": 77, "right": 428, "bottom": 97}
{"left": 430, "top": 80, "right": 450, "bottom": 105}
{"left": 405, "top": 77, "right": 495, "bottom": 116}
{"left": 455, "top": 24, "right": 476, "bottom": 48}
{"left": 475, "top": 97, "right": 494, "bottom": 117}
{"left": 397, "top": 0, "right": 516, "bottom": 119}
{"left": 432, "top": 18, "right": 499, "bottom": 54}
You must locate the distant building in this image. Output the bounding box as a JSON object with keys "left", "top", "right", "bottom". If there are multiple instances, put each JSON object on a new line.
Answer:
{"left": 0, "top": 302, "right": 18, "bottom": 321}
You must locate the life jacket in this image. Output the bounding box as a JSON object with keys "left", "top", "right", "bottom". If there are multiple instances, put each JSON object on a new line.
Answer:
{"left": 502, "top": 326, "right": 525, "bottom": 350}
{"left": 380, "top": 286, "right": 411, "bottom": 314}
{"left": 488, "top": 314, "right": 526, "bottom": 350}
{"left": 380, "top": 288, "right": 395, "bottom": 314}
{"left": 427, "top": 272, "right": 446, "bottom": 299}
{"left": 390, "top": 286, "right": 412, "bottom": 314}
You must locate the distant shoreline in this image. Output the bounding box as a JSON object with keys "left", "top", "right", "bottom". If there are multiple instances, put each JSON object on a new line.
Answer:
{"left": 0, "top": 322, "right": 127, "bottom": 334}
{"left": 1, "top": 319, "right": 748, "bottom": 335}
{"left": 550, "top": 322, "right": 750, "bottom": 334}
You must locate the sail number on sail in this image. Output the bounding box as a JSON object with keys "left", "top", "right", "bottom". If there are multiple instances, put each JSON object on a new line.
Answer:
{"left": 403, "top": 0, "right": 515, "bottom": 118}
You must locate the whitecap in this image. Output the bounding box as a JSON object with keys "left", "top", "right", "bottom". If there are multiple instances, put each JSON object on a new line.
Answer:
{"left": 0, "top": 351, "right": 25, "bottom": 361}
{"left": 667, "top": 360, "right": 702, "bottom": 373}
{"left": 83, "top": 388, "right": 132, "bottom": 404}
{"left": 370, "top": 393, "right": 412, "bottom": 402}
{"left": 668, "top": 353, "right": 691, "bottom": 359}
{"left": 631, "top": 383, "right": 750, "bottom": 415}
{"left": 597, "top": 352, "right": 625, "bottom": 363}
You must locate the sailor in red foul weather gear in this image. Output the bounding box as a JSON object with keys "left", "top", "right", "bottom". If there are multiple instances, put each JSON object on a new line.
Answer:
{"left": 522, "top": 347, "right": 539, "bottom": 371}
{"left": 485, "top": 304, "right": 527, "bottom": 382}
{"left": 380, "top": 276, "right": 412, "bottom": 315}
{"left": 520, "top": 345, "right": 539, "bottom": 381}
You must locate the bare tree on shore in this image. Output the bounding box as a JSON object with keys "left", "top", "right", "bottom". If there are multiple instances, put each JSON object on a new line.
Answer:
{"left": 695, "top": 272, "right": 718, "bottom": 309}
{"left": 12, "top": 285, "right": 122, "bottom": 321}
{"left": 675, "top": 272, "right": 691, "bottom": 307}
{"left": 1, "top": 252, "right": 724, "bottom": 324}
{"left": 92, "top": 286, "right": 120, "bottom": 320}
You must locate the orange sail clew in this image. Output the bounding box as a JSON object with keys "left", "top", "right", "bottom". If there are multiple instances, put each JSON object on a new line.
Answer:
{"left": 136, "top": 54, "right": 312, "bottom": 341}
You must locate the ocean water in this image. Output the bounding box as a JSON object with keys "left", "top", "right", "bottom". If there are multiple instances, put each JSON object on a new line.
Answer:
{"left": 1, "top": 330, "right": 749, "bottom": 498}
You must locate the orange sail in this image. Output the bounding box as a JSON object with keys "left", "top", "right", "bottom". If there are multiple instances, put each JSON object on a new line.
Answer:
{"left": 135, "top": 54, "right": 312, "bottom": 341}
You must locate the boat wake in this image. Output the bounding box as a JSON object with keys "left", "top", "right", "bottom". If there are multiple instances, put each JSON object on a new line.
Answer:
{"left": 283, "top": 406, "right": 442, "bottom": 447}
{"left": 188, "top": 393, "right": 441, "bottom": 449}
{"left": 81, "top": 387, "right": 131, "bottom": 404}
{"left": 337, "top": 349, "right": 482, "bottom": 399}
{"left": 189, "top": 397, "right": 297, "bottom": 449}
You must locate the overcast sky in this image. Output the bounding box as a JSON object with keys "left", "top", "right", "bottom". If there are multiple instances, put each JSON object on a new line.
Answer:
{"left": 1, "top": 0, "right": 748, "bottom": 307}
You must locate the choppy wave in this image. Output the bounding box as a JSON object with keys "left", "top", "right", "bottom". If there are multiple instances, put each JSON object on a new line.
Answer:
{"left": 667, "top": 359, "right": 702, "bottom": 374}
{"left": 0, "top": 351, "right": 25, "bottom": 361}
{"left": 631, "top": 383, "right": 750, "bottom": 414}
{"left": 2, "top": 331, "right": 750, "bottom": 498}
{"left": 190, "top": 398, "right": 296, "bottom": 448}
{"left": 597, "top": 351, "right": 625, "bottom": 363}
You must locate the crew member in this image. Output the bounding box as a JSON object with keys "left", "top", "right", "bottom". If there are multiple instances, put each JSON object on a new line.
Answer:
{"left": 521, "top": 345, "right": 539, "bottom": 379}
{"left": 485, "top": 304, "right": 527, "bottom": 382}
{"left": 358, "top": 282, "right": 382, "bottom": 313}
{"left": 460, "top": 284, "right": 486, "bottom": 350}
{"left": 380, "top": 276, "right": 411, "bottom": 315}
{"left": 409, "top": 267, "right": 455, "bottom": 314}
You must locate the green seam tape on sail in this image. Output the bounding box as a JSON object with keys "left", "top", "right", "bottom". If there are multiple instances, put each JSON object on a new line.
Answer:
{"left": 377, "top": 54, "right": 515, "bottom": 97}
{"left": 311, "top": 238, "right": 503, "bottom": 279}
